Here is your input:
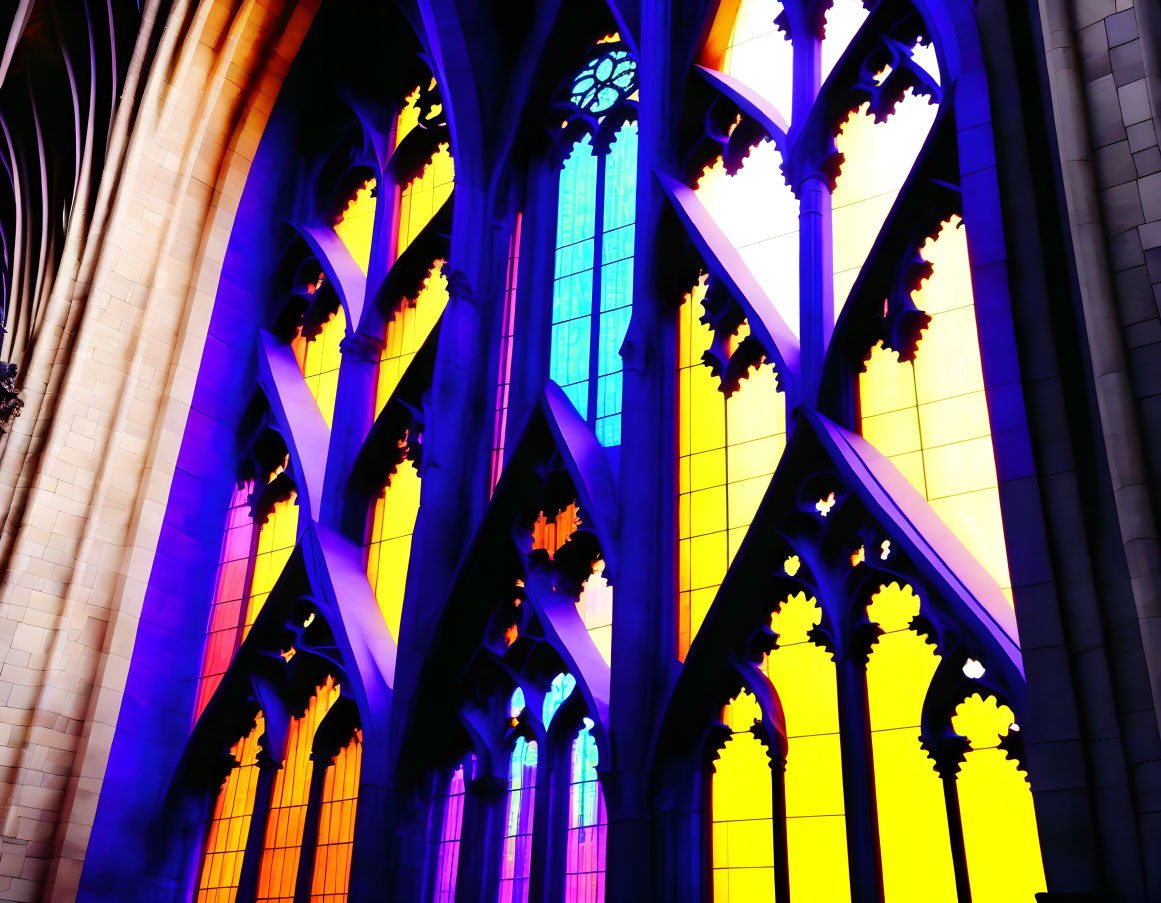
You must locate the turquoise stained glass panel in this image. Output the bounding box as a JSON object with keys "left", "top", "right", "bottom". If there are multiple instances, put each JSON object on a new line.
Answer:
{"left": 595, "top": 122, "right": 638, "bottom": 446}
{"left": 552, "top": 137, "right": 599, "bottom": 418}
{"left": 550, "top": 119, "right": 637, "bottom": 448}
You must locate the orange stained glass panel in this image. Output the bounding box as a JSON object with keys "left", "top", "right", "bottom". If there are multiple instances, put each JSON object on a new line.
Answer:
{"left": 952, "top": 694, "right": 1045, "bottom": 901}
{"left": 832, "top": 90, "right": 937, "bottom": 321}
{"left": 858, "top": 217, "right": 1012, "bottom": 599}
{"left": 677, "top": 276, "right": 786, "bottom": 659}
{"left": 196, "top": 714, "right": 266, "bottom": 903}
{"left": 366, "top": 460, "right": 421, "bottom": 641}
{"left": 196, "top": 481, "right": 256, "bottom": 719}
{"left": 256, "top": 679, "right": 342, "bottom": 903}
{"left": 334, "top": 180, "right": 377, "bottom": 274}
{"left": 712, "top": 689, "right": 775, "bottom": 902}
{"left": 531, "top": 502, "right": 582, "bottom": 558}
{"left": 762, "top": 593, "right": 849, "bottom": 901}
{"left": 376, "top": 262, "right": 448, "bottom": 416}
{"left": 293, "top": 305, "right": 346, "bottom": 428}
{"left": 865, "top": 583, "right": 957, "bottom": 901}
{"left": 311, "top": 729, "right": 363, "bottom": 903}
{"left": 397, "top": 144, "right": 454, "bottom": 258}
{"left": 245, "top": 493, "right": 300, "bottom": 636}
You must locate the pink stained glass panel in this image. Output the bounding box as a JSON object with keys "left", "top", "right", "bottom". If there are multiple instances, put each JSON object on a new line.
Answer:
{"left": 432, "top": 763, "right": 467, "bottom": 903}
{"left": 491, "top": 214, "right": 522, "bottom": 491}
{"left": 195, "top": 481, "right": 255, "bottom": 719}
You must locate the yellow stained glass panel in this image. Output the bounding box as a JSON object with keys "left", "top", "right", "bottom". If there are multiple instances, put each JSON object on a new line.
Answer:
{"left": 366, "top": 460, "right": 421, "bottom": 641}
{"left": 859, "top": 217, "right": 1012, "bottom": 598}
{"left": 292, "top": 306, "right": 346, "bottom": 428}
{"left": 763, "top": 593, "right": 849, "bottom": 902}
{"left": 245, "top": 494, "right": 299, "bottom": 636}
{"left": 677, "top": 276, "right": 785, "bottom": 659}
{"left": 953, "top": 694, "right": 1045, "bottom": 902}
{"left": 866, "top": 583, "right": 957, "bottom": 902}
{"left": 334, "top": 180, "right": 376, "bottom": 274}
{"left": 376, "top": 262, "right": 448, "bottom": 417}
{"left": 832, "top": 91, "right": 938, "bottom": 321}
{"left": 397, "top": 145, "right": 454, "bottom": 258}
{"left": 712, "top": 689, "right": 775, "bottom": 902}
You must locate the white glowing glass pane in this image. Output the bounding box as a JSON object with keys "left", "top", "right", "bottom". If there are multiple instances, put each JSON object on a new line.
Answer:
{"left": 696, "top": 140, "right": 800, "bottom": 336}
{"left": 821, "top": 0, "right": 869, "bottom": 81}
{"left": 911, "top": 41, "right": 941, "bottom": 86}
{"left": 832, "top": 90, "right": 939, "bottom": 321}
{"left": 962, "top": 658, "right": 986, "bottom": 680}
{"left": 721, "top": 0, "right": 793, "bottom": 121}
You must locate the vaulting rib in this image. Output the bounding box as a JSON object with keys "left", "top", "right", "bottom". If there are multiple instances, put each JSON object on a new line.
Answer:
{"left": 523, "top": 574, "right": 611, "bottom": 723}
{"left": 257, "top": 328, "right": 330, "bottom": 522}
{"left": 289, "top": 220, "right": 369, "bottom": 327}
{"left": 808, "top": 410, "right": 1023, "bottom": 664}
{"left": 694, "top": 65, "right": 791, "bottom": 136}
{"left": 313, "top": 523, "right": 400, "bottom": 701}
{"left": 657, "top": 173, "right": 801, "bottom": 394}
{"left": 541, "top": 381, "right": 622, "bottom": 578}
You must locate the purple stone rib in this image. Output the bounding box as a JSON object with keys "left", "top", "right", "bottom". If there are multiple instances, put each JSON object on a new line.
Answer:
{"left": 694, "top": 64, "right": 791, "bottom": 137}
{"left": 289, "top": 220, "right": 369, "bottom": 330}
{"left": 657, "top": 172, "right": 801, "bottom": 396}
{"left": 808, "top": 409, "right": 1023, "bottom": 668}
{"left": 257, "top": 328, "right": 331, "bottom": 523}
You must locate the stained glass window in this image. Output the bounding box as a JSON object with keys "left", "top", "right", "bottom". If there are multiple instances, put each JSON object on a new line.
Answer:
{"left": 431, "top": 760, "right": 469, "bottom": 903}
{"left": 677, "top": 276, "right": 785, "bottom": 658}
{"left": 334, "top": 179, "right": 377, "bottom": 274}
{"left": 762, "top": 593, "right": 848, "bottom": 901}
{"left": 711, "top": 689, "right": 774, "bottom": 901}
{"left": 197, "top": 467, "right": 299, "bottom": 721}
{"left": 196, "top": 481, "right": 256, "bottom": 718}
{"left": 570, "top": 50, "right": 637, "bottom": 115}
{"left": 491, "top": 215, "right": 522, "bottom": 491}
{"left": 311, "top": 729, "right": 363, "bottom": 903}
{"left": 952, "top": 695, "right": 1046, "bottom": 900}
{"left": 257, "top": 679, "right": 342, "bottom": 903}
{"left": 688, "top": 0, "right": 1045, "bottom": 896}
{"left": 293, "top": 305, "right": 346, "bottom": 428}
{"left": 245, "top": 489, "right": 300, "bottom": 637}
{"left": 550, "top": 50, "right": 638, "bottom": 447}
{"left": 377, "top": 262, "right": 448, "bottom": 416}
{"left": 398, "top": 144, "right": 455, "bottom": 258}
{"left": 366, "top": 455, "right": 421, "bottom": 641}
{"left": 564, "top": 719, "right": 606, "bottom": 903}
{"left": 499, "top": 737, "right": 537, "bottom": 903}
{"left": 859, "top": 218, "right": 1011, "bottom": 597}
{"left": 196, "top": 714, "right": 266, "bottom": 903}
{"left": 576, "top": 561, "right": 613, "bottom": 663}
{"left": 543, "top": 672, "right": 577, "bottom": 726}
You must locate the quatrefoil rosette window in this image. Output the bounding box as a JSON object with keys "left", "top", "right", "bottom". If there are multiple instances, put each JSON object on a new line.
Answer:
{"left": 662, "top": 0, "right": 1045, "bottom": 900}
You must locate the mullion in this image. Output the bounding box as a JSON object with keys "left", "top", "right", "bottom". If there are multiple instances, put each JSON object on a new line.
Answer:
{"left": 587, "top": 146, "right": 608, "bottom": 426}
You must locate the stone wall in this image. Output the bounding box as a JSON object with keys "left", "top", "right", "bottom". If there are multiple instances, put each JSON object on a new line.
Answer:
{"left": 0, "top": 1, "right": 319, "bottom": 899}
